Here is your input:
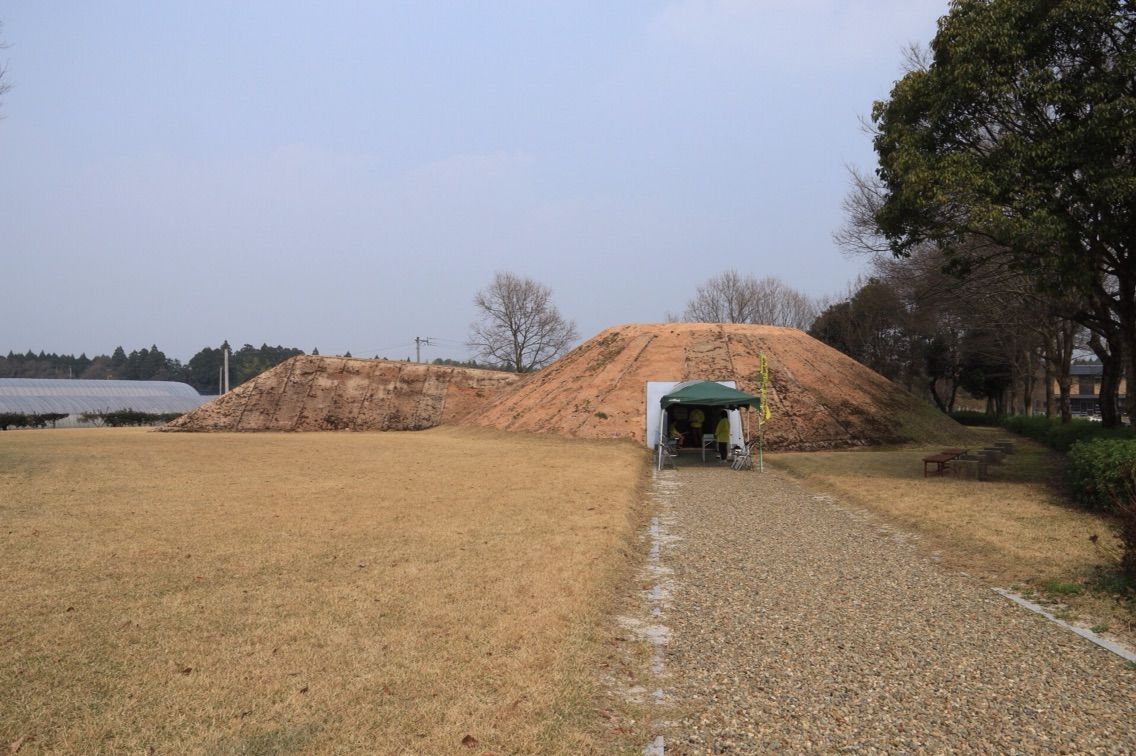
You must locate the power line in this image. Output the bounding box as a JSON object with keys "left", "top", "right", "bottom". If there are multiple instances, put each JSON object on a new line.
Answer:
{"left": 357, "top": 336, "right": 469, "bottom": 361}
{"left": 414, "top": 336, "right": 433, "bottom": 363}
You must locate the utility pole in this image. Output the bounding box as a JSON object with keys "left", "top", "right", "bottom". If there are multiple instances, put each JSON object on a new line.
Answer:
{"left": 414, "top": 336, "right": 433, "bottom": 363}
{"left": 223, "top": 345, "right": 230, "bottom": 393}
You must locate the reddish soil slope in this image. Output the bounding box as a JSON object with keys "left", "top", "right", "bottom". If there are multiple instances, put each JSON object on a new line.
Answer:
{"left": 459, "top": 323, "right": 962, "bottom": 450}
{"left": 163, "top": 356, "right": 520, "bottom": 432}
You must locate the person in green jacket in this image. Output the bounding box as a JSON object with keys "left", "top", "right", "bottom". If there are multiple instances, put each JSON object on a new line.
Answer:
{"left": 715, "top": 411, "right": 731, "bottom": 462}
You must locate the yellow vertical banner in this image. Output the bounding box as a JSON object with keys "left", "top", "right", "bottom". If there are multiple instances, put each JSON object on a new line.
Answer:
{"left": 759, "top": 354, "right": 771, "bottom": 421}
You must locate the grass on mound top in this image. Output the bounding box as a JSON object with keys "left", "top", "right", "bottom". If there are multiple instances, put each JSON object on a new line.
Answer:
{"left": 0, "top": 427, "right": 648, "bottom": 754}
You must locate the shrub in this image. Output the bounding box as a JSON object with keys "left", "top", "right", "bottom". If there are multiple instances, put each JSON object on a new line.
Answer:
{"left": 1066, "top": 439, "right": 1136, "bottom": 512}
{"left": 0, "top": 413, "right": 71, "bottom": 429}
{"left": 1002, "top": 415, "right": 1136, "bottom": 452}
{"left": 99, "top": 409, "right": 183, "bottom": 427}
{"left": 1046, "top": 421, "right": 1135, "bottom": 452}
{"left": 1001, "top": 415, "right": 1052, "bottom": 442}
{"left": 1118, "top": 493, "right": 1136, "bottom": 583}
{"left": 0, "top": 412, "right": 28, "bottom": 430}
{"left": 950, "top": 410, "right": 997, "bottom": 426}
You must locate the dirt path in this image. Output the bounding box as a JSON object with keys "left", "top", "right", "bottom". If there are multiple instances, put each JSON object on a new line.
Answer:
{"left": 642, "top": 468, "right": 1136, "bottom": 753}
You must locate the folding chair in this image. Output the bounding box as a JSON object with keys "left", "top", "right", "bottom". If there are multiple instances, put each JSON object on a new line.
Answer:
{"left": 731, "top": 443, "right": 753, "bottom": 470}
{"left": 658, "top": 438, "right": 678, "bottom": 470}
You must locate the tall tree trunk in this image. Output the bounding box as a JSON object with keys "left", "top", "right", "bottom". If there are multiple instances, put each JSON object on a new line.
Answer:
{"left": 1044, "top": 362, "right": 1055, "bottom": 418}
{"left": 1101, "top": 358, "right": 1122, "bottom": 425}
{"left": 1013, "top": 370, "right": 1022, "bottom": 418}
{"left": 928, "top": 378, "right": 948, "bottom": 413}
{"left": 1056, "top": 372, "right": 1073, "bottom": 423}
{"left": 1039, "top": 314, "right": 1076, "bottom": 422}
{"left": 1056, "top": 318, "right": 1076, "bottom": 423}
{"left": 1021, "top": 349, "right": 1035, "bottom": 416}
{"left": 1123, "top": 327, "right": 1136, "bottom": 427}
{"left": 1116, "top": 268, "right": 1136, "bottom": 426}
{"left": 1090, "top": 331, "right": 1122, "bottom": 427}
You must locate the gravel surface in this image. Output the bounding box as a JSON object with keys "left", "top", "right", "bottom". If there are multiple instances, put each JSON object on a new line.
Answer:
{"left": 651, "top": 468, "right": 1136, "bottom": 753}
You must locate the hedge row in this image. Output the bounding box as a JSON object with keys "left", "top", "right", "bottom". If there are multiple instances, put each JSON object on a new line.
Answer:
{"left": 0, "top": 412, "right": 69, "bottom": 430}
{"left": 0, "top": 410, "right": 183, "bottom": 429}
{"left": 1002, "top": 415, "right": 1136, "bottom": 451}
{"left": 1066, "top": 441, "right": 1136, "bottom": 581}
{"left": 950, "top": 412, "right": 1136, "bottom": 452}
{"left": 1065, "top": 439, "right": 1136, "bottom": 512}
{"left": 949, "top": 410, "right": 998, "bottom": 426}
{"left": 80, "top": 410, "right": 183, "bottom": 427}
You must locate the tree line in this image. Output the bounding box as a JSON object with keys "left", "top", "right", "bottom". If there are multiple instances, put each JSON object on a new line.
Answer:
{"left": 1, "top": 344, "right": 508, "bottom": 390}
{"left": 0, "top": 343, "right": 304, "bottom": 394}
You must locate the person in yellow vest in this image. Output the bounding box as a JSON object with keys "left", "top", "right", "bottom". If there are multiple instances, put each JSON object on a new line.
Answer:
{"left": 688, "top": 408, "right": 705, "bottom": 441}
{"left": 715, "top": 410, "right": 731, "bottom": 462}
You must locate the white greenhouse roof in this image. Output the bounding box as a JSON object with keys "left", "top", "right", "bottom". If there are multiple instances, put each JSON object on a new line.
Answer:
{"left": 0, "top": 379, "right": 209, "bottom": 415}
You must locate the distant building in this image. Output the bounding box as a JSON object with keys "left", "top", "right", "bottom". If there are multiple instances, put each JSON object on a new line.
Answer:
{"left": 0, "top": 378, "right": 210, "bottom": 425}
{"left": 1057, "top": 364, "right": 1128, "bottom": 416}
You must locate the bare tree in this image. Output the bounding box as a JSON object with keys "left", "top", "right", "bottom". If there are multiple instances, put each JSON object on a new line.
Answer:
{"left": 683, "top": 271, "right": 817, "bottom": 330}
{"left": 868, "top": 241, "right": 1084, "bottom": 418}
{"left": 467, "top": 272, "right": 578, "bottom": 373}
{"left": 833, "top": 167, "right": 893, "bottom": 258}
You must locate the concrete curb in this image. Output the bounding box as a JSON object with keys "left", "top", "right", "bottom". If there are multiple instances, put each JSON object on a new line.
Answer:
{"left": 992, "top": 587, "right": 1136, "bottom": 664}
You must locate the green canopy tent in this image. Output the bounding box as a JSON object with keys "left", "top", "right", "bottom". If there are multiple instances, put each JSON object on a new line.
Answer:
{"left": 656, "top": 380, "right": 761, "bottom": 469}
{"left": 660, "top": 380, "right": 762, "bottom": 410}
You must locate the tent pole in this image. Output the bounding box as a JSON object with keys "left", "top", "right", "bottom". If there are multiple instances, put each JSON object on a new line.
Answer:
{"left": 759, "top": 417, "right": 765, "bottom": 472}
{"left": 740, "top": 411, "right": 747, "bottom": 459}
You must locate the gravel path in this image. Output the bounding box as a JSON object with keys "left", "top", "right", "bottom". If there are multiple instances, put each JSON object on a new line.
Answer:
{"left": 649, "top": 468, "right": 1136, "bottom": 753}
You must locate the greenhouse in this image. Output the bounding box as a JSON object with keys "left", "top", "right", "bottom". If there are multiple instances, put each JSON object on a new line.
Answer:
{"left": 0, "top": 378, "right": 209, "bottom": 421}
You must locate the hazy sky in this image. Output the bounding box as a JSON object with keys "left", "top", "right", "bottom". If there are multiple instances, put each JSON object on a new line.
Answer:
{"left": 1, "top": 1, "right": 946, "bottom": 362}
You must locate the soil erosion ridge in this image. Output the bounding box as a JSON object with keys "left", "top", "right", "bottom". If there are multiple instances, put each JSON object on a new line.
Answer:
{"left": 163, "top": 356, "right": 520, "bottom": 432}
{"left": 460, "top": 323, "right": 963, "bottom": 450}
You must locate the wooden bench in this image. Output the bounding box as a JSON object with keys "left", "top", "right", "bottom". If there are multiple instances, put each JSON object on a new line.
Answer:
{"left": 922, "top": 448, "right": 968, "bottom": 477}
{"left": 922, "top": 450, "right": 958, "bottom": 475}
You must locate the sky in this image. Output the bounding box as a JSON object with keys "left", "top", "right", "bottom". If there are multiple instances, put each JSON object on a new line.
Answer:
{"left": 0, "top": 1, "right": 947, "bottom": 362}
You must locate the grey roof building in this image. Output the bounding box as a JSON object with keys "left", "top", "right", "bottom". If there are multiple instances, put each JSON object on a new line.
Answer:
{"left": 0, "top": 378, "right": 210, "bottom": 416}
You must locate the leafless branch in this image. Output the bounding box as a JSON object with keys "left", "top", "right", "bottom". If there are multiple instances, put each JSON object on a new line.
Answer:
{"left": 467, "top": 272, "right": 578, "bottom": 372}
{"left": 682, "top": 271, "right": 818, "bottom": 330}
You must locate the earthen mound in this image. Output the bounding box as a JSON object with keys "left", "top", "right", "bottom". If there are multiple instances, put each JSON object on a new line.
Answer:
{"left": 163, "top": 356, "right": 520, "bottom": 432}
{"left": 459, "top": 323, "right": 963, "bottom": 450}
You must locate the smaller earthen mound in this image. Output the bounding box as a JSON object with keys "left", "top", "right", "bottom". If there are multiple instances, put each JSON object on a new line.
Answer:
{"left": 460, "top": 323, "right": 964, "bottom": 450}
{"left": 163, "top": 356, "right": 520, "bottom": 432}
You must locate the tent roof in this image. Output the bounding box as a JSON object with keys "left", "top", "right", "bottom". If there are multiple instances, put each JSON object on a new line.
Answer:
{"left": 660, "top": 380, "right": 761, "bottom": 409}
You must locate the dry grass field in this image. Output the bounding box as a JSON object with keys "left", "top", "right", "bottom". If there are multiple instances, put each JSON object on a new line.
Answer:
{"left": 1, "top": 427, "right": 648, "bottom": 754}
{"left": 768, "top": 428, "right": 1134, "bottom": 637}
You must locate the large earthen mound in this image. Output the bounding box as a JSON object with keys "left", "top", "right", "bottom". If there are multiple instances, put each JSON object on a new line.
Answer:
{"left": 460, "top": 323, "right": 964, "bottom": 450}
{"left": 163, "top": 356, "right": 520, "bottom": 432}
